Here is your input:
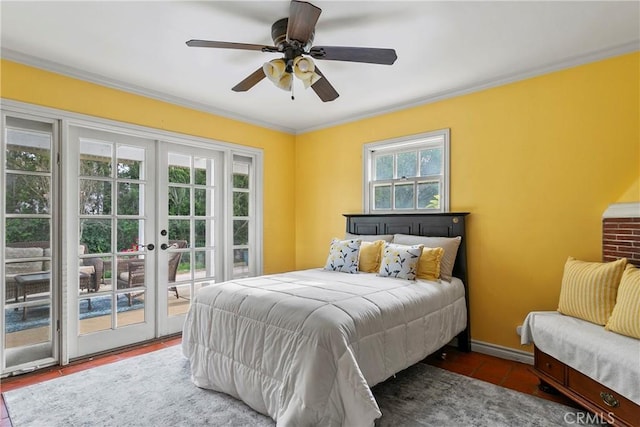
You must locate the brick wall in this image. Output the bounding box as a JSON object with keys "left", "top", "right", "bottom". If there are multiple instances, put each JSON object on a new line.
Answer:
{"left": 603, "top": 217, "right": 640, "bottom": 266}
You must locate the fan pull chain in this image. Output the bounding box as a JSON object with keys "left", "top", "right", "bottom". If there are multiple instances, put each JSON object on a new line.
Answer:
{"left": 291, "top": 80, "right": 295, "bottom": 100}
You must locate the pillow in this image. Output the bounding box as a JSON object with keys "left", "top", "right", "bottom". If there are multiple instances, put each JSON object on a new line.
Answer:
{"left": 378, "top": 242, "right": 424, "bottom": 280}
{"left": 345, "top": 233, "right": 393, "bottom": 242}
{"left": 5, "top": 247, "right": 45, "bottom": 275}
{"left": 324, "top": 238, "right": 361, "bottom": 274}
{"left": 358, "top": 240, "right": 385, "bottom": 273}
{"left": 557, "top": 257, "right": 627, "bottom": 325}
{"left": 417, "top": 247, "right": 444, "bottom": 281}
{"left": 605, "top": 264, "right": 640, "bottom": 339}
{"left": 392, "top": 234, "right": 461, "bottom": 281}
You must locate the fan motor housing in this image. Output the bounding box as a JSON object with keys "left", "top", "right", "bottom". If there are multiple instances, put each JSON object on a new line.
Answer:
{"left": 272, "top": 18, "right": 314, "bottom": 50}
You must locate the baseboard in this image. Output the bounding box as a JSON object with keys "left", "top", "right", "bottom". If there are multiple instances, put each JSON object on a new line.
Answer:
{"left": 471, "top": 340, "right": 534, "bottom": 365}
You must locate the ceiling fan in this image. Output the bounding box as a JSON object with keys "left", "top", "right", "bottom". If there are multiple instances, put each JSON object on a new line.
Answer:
{"left": 186, "top": 0, "right": 397, "bottom": 102}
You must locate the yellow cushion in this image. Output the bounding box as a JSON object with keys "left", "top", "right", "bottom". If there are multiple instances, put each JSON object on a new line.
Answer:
{"left": 605, "top": 264, "right": 640, "bottom": 339}
{"left": 557, "top": 257, "right": 627, "bottom": 325}
{"left": 358, "top": 240, "right": 385, "bottom": 273}
{"left": 417, "top": 247, "right": 444, "bottom": 281}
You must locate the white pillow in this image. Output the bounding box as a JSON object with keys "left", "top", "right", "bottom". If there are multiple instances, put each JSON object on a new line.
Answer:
{"left": 378, "top": 242, "right": 424, "bottom": 280}
{"left": 392, "top": 234, "right": 461, "bottom": 281}
{"left": 324, "top": 238, "right": 362, "bottom": 274}
{"left": 345, "top": 233, "right": 393, "bottom": 242}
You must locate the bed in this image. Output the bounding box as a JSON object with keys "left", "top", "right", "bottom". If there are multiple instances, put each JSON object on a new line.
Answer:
{"left": 182, "top": 213, "right": 470, "bottom": 426}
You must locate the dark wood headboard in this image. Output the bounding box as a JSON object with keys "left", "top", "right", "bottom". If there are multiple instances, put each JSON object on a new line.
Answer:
{"left": 344, "top": 212, "right": 471, "bottom": 352}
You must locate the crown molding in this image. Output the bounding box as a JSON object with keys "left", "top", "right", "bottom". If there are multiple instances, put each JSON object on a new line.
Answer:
{"left": 0, "top": 48, "right": 297, "bottom": 135}
{"left": 603, "top": 202, "right": 640, "bottom": 219}
{"left": 2, "top": 41, "right": 638, "bottom": 136}
{"left": 297, "top": 41, "right": 640, "bottom": 134}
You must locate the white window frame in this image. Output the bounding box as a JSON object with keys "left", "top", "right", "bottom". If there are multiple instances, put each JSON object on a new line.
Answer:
{"left": 363, "top": 129, "right": 450, "bottom": 213}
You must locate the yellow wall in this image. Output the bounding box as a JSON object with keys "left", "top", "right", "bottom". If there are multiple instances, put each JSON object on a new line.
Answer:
{"left": 617, "top": 178, "right": 639, "bottom": 202}
{"left": 295, "top": 52, "right": 640, "bottom": 351}
{"left": 0, "top": 59, "right": 297, "bottom": 274}
{"left": 3, "top": 52, "right": 639, "bottom": 352}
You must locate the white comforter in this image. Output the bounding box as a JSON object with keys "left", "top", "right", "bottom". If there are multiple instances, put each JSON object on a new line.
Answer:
{"left": 182, "top": 268, "right": 467, "bottom": 426}
{"left": 521, "top": 311, "right": 640, "bottom": 405}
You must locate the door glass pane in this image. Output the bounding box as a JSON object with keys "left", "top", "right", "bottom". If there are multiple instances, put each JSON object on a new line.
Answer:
{"left": 6, "top": 127, "right": 51, "bottom": 172}
{"left": 6, "top": 174, "right": 50, "bottom": 214}
{"left": 117, "top": 146, "right": 144, "bottom": 180}
{"left": 80, "top": 140, "right": 112, "bottom": 177}
{"left": 194, "top": 157, "right": 209, "bottom": 185}
{"left": 3, "top": 117, "right": 54, "bottom": 371}
{"left": 79, "top": 296, "right": 111, "bottom": 335}
{"left": 80, "top": 219, "right": 112, "bottom": 255}
{"left": 80, "top": 180, "right": 112, "bottom": 215}
{"left": 117, "top": 183, "right": 141, "bottom": 215}
{"left": 194, "top": 189, "right": 207, "bottom": 216}
{"left": 168, "top": 186, "right": 190, "bottom": 216}
{"left": 233, "top": 163, "right": 249, "bottom": 188}
{"left": 168, "top": 153, "right": 190, "bottom": 184}
{"left": 117, "top": 291, "right": 145, "bottom": 327}
{"left": 169, "top": 219, "right": 191, "bottom": 245}
{"left": 233, "top": 192, "right": 249, "bottom": 216}
{"left": 117, "top": 219, "right": 143, "bottom": 252}
{"left": 233, "top": 220, "right": 249, "bottom": 245}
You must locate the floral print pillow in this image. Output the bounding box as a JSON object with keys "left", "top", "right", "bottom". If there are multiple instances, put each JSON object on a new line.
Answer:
{"left": 378, "top": 242, "right": 424, "bottom": 280}
{"left": 324, "top": 238, "right": 362, "bottom": 274}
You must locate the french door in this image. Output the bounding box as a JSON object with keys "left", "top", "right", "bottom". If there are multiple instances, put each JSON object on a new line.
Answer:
{"left": 157, "top": 143, "right": 222, "bottom": 334}
{"left": 69, "top": 126, "right": 158, "bottom": 356}
{"left": 69, "top": 128, "right": 224, "bottom": 357}
{"left": 2, "top": 100, "right": 261, "bottom": 372}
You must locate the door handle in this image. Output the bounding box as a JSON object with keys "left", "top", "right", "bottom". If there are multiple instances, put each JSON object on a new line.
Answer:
{"left": 139, "top": 243, "right": 155, "bottom": 251}
{"left": 161, "top": 242, "right": 179, "bottom": 250}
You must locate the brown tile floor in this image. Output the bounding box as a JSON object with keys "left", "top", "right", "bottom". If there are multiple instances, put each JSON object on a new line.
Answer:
{"left": 1, "top": 341, "right": 578, "bottom": 426}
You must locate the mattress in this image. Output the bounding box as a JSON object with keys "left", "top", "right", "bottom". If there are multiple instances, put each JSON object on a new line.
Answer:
{"left": 182, "top": 268, "right": 467, "bottom": 426}
{"left": 521, "top": 311, "right": 640, "bottom": 405}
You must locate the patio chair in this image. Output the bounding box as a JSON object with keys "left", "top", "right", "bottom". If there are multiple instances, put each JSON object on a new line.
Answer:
{"left": 117, "top": 259, "right": 146, "bottom": 306}
{"left": 167, "top": 240, "right": 187, "bottom": 298}
{"left": 116, "top": 240, "right": 187, "bottom": 305}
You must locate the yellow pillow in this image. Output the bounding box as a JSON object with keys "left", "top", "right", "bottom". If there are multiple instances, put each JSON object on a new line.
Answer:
{"left": 358, "top": 240, "right": 385, "bottom": 273}
{"left": 557, "top": 257, "right": 627, "bottom": 325}
{"left": 417, "top": 247, "right": 444, "bottom": 281}
{"left": 605, "top": 264, "right": 640, "bottom": 339}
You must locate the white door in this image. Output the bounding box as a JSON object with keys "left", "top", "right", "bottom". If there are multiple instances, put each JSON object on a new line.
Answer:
{"left": 69, "top": 126, "right": 157, "bottom": 357}
{"left": 157, "top": 143, "right": 223, "bottom": 335}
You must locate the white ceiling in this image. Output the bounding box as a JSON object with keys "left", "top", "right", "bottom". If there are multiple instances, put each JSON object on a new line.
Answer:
{"left": 1, "top": 1, "right": 639, "bottom": 134}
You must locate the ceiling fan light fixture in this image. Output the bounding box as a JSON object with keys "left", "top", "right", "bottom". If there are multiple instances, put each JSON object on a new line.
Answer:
{"left": 293, "top": 56, "right": 321, "bottom": 89}
{"left": 263, "top": 59, "right": 292, "bottom": 91}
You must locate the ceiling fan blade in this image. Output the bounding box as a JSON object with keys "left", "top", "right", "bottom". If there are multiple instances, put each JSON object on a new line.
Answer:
{"left": 287, "top": 0, "right": 321, "bottom": 44}
{"left": 309, "top": 46, "right": 397, "bottom": 65}
{"left": 186, "top": 40, "right": 277, "bottom": 52}
{"left": 232, "top": 67, "right": 267, "bottom": 92}
{"left": 310, "top": 66, "right": 339, "bottom": 102}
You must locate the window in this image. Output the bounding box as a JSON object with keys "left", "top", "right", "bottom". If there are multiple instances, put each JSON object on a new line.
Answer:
{"left": 231, "top": 156, "right": 252, "bottom": 279}
{"left": 363, "top": 129, "right": 449, "bottom": 213}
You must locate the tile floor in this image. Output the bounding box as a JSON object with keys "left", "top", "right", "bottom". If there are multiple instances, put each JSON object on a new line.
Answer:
{"left": 0, "top": 341, "right": 578, "bottom": 427}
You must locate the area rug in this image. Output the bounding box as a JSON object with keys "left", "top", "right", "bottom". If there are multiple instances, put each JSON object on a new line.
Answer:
{"left": 4, "top": 294, "right": 143, "bottom": 333}
{"left": 3, "top": 346, "right": 597, "bottom": 427}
